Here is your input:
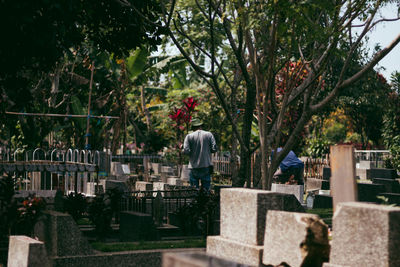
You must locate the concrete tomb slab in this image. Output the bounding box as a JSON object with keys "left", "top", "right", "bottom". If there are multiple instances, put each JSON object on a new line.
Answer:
{"left": 219, "top": 188, "right": 304, "bottom": 246}
{"left": 135, "top": 181, "right": 153, "bottom": 191}
{"left": 111, "top": 162, "right": 124, "bottom": 176}
{"left": 33, "top": 210, "right": 94, "bottom": 257}
{"left": 262, "top": 210, "right": 330, "bottom": 267}
{"left": 8, "top": 235, "right": 51, "bottom": 267}
{"left": 206, "top": 188, "right": 304, "bottom": 266}
{"left": 329, "top": 202, "right": 400, "bottom": 267}
{"left": 207, "top": 236, "right": 263, "bottom": 266}
{"left": 100, "top": 179, "right": 129, "bottom": 193}
{"left": 271, "top": 184, "right": 304, "bottom": 204}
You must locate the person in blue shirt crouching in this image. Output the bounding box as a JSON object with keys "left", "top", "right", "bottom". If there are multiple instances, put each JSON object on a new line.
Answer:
{"left": 272, "top": 148, "right": 304, "bottom": 185}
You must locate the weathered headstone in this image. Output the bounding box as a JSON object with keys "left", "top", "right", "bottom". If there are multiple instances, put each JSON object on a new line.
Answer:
{"left": 100, "top": 179, "right": 129, "bottom": 193}
{"left": 330, "top": 145, "right": 357, "bottom": 210}
{"left": 271, "top": 183, "right": 304, "bottom": 204}
{"left": 135, "top": 181, "right": 153, "bottom": 191}
{"left": 206, "top": 188, "right": 304, "bottom": 266}
{"left": 327, "top": 202, "right": 400, "bottom": 267}
{"left": 153, "top": 182, "right": 168, "bottom": 192}
{"left": 8, "top": 236, "right": 50, "bottom": 267}
{"left": 263, "top": 211, "right": 330, "bottom": 267}
{"left": 111, "top": 162, "right": 124, "bottom": 176}
{"left": 33, "top": 210, "right": 94, "bottom": 257}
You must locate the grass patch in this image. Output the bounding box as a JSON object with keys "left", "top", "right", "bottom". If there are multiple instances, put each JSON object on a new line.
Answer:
{"left": 306, "top": 208, "right": 333, "bottom": 226}
{"left": 91, "top": 239, "right": 206, "bottom": 252}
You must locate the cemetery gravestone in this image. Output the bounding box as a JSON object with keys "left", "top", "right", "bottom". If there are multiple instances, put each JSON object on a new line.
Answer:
{"left": 7, "top": 236, "right": 50, "bottom": 267}
{"left": 111, "top": 162, "right": 124, "bottom": 176}
{"left": 325, "top": 202, "right": 400, "bottom": 267}
{"left": 263, "top": 211, "right": 330, "bottom": 267}
{"left": 330, "top": 145, "right": 357, "bottom": 210}
{"left": 135, "top": 181, "right": 153, "bottom": 191}
{"left": 33, "top": 210, "right": 94, "bottom": 257}
{"left": 271, "top": 183, "right": 304, "bottom": 204}
{"left": 207, "top": 188, "right": 304, "bottom": 266}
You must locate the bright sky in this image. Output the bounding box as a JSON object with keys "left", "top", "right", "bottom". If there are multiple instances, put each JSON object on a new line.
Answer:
{"left": 363, "top": 3, "right": 400, "bottom": 81}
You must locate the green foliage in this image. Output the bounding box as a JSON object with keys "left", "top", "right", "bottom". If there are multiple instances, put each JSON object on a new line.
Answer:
{"left": 388, "top": 137, "right": 400, "bottom": 172}
{"left": 304, "top": 137, "right": 331, "bottom": 158}
{"left": 382, "top": 73, "right": 400, "bottom": 171}
{"left": 323, "top": 122, "right": 347, "bottom": 144}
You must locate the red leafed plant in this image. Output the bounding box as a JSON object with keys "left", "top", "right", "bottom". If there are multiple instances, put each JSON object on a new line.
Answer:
{"left": 169, "top": 97, "right": 199, "bottom": 169}
{"left": 15, "top": 195, "right": 46, "bottom": 236}
{"left": 169, "top": 97, "right": 198, "bottom": 133}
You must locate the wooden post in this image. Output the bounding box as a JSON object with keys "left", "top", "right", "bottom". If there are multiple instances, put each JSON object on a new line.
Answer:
{"left": 330, "top": 144, "right": 358, "bottom": 211}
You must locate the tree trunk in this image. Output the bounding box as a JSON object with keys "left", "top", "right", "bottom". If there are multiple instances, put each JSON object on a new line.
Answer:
{"left": 233, "top": 84, "right": 256, "bottom": 187}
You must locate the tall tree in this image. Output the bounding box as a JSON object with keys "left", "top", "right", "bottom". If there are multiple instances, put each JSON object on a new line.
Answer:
{"left": 136, "top": 0, "right": 400, "bottom": 188}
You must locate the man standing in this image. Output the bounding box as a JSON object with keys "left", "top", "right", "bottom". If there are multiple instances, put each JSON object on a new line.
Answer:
{"left": 183, "top": 118, "right": 217, "bottom": 190}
